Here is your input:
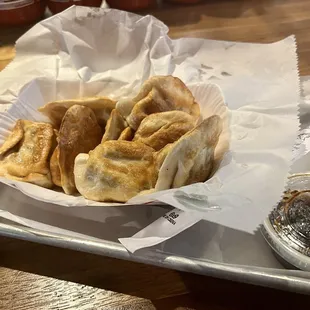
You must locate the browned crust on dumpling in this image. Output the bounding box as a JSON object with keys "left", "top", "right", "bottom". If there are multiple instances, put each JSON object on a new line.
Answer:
{"left": 133, "top": 111, "right": 195, "bottom": 150}
{"left": 0, "top": 120, "right": 55, "bottom": 188}
{"left": 155, "top": 115, "right": 223, "bottom": 190}
{"left": 50, "top": 146, "right": 61, "bottom": 187}
{"left": 58, "top": 105, "right": 102, "bottom": 194}
{"left": 126, "top": 76, "right": 200, "bottom": 130}
{"left": 101, "top": 109, "right": 127, "bottom": 143}
{"left": 118, "top": 127, "right": 134, "bottom": 141}
{"left": 0, "top": 120, "right": 24, "bottom": 156}
{"left": 38, "top": 97, "right": 116, "bottom": 128}
{"left": 74, "top": 141, "right": 156, "bottom": 202}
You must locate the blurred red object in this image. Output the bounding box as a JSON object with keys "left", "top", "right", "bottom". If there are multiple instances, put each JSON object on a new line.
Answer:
{"left": 107, "top": 0, "right": 156, "bottom": 11}
{"left": 48, "top": 0, "right": 102, "bottom": 14}
{"left": 0, "top": 0, "right": 46, "bottom": 26}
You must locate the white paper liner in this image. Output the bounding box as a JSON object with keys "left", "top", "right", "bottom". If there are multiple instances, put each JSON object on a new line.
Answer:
{"left": 0, "top": 6, "right": 300, "bottom": 241}
{"left": 119, "top": 208, "right": 202, "bottom": 253}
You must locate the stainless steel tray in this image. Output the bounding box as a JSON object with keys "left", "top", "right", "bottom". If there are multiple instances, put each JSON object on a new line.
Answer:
{"left": 2, "top": 220, "right": 310, "bottom": 294}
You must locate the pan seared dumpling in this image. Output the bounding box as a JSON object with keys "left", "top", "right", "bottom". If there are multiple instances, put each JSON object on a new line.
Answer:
{"left": 155, "top": 115, "right": 223, "bottom": 191}
{"left": 101, "top": 109, "right": 127, "bottom": 143}
{"left": 118, "top": 127, "right": 134, "bottom": 141}
{"left": 58, "top": 105, "right": 102, "bottom": 194}
{"left": 124, "top": 76, "right": 200, "bottom": 130}
{"left": 0, "top": 120, "right": 55, "bottom": 188}
{"left": 74, "top": 141, "right": 156, "bottom": 202}
{"left": 38, "top": 97, "right": 116, "bottom": 128}
{"left": 133, "top": 111, "right": 195, "bottom": 151}
{"left": 0, "top": 119, "right": 24, "bottom": 156}
{"left": 50, "top": 146, "right": 61, "bottom": 187}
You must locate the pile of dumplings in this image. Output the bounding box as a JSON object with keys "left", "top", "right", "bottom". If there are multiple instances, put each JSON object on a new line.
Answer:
{"left": 0, "top": 76, "right": 223, "bottom": 203}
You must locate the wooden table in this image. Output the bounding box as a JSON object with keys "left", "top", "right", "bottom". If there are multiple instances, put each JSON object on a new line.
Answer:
{"left": 1, "top": 0, "right": 310, "bottom": 308}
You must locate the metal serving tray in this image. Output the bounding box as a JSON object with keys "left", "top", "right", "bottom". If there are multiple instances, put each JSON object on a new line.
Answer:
{"left": 1, "top": 76, "right": 310, "bottom": 296}
{"left": 1, "top": 218, "right": 310, "bottom": 294}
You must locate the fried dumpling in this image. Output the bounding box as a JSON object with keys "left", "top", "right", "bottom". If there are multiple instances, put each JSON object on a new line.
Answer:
{"left": 133, "top": 111, "right": 195, "bottom": 151}
{"left": 38, "top": 97, "right": 116, "bottom": 128}
{"left": 118, "top": 127, "right": 134, "bottom": 141}
{"left": 101, "top": 109, "right": 127, "bottom": 143}
{"left": 0, "top": 119, "right": 24, "bottom": 156}
{"left": 120, "top": 76, "right": 200, "bottom": 130}
{"left": 0, "top": 120, "right": 55, "bottom": 188}
{"left": 58, "top": 105, "right": 102, "bottom": 194}
{"left": 50, "top": 146, "right": 61, "bottom": 187}
{"left": 155, "top": 115, "right": 223, "bottom": 191}
{"left": 74, "top": 141, "right": 156, "bottom": 202}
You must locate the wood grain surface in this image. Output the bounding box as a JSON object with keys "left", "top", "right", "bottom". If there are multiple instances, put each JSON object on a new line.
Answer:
{"left": 1, "top": 0, "right": 310, "bottom": 309}
{"left": 1, "top": 236, "right": 310, "bottom": 310}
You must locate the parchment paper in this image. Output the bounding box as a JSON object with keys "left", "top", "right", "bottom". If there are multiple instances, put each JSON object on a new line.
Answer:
{"left": 0, "top": 6, "right": 300, "bottom": 249}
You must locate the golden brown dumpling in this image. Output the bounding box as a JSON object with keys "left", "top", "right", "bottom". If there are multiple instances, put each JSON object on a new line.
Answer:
{"left": 38, "top": 97, "right": 116, "bottom": 128}
{"left": 0, "top": 120, "right": 55, "bottom": 188}
{"left": 155, "top": 115, "right": 223, "bottom": 191}
{"left": 58, "top": 105, "right": 102, "bottom": 194}
{"left": 101, "top": 109, "right": 127, "bottom": 143}
{"left": 118, "top": 127, "right": 134, "bottom": 141}
{"left": 0, "top": 119, "right": 24, "bottom": 156}
{"left": 74, "top": 141, "right": 156, "bottom": 202}
{"left": 50, "top": 146, "right": 61, "bottom": 187}
{"left": 133, "top": 111, "right": 195, "bottom": 151}
{"left": 118, "top": 76, "right": 200, "bottom": 130}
